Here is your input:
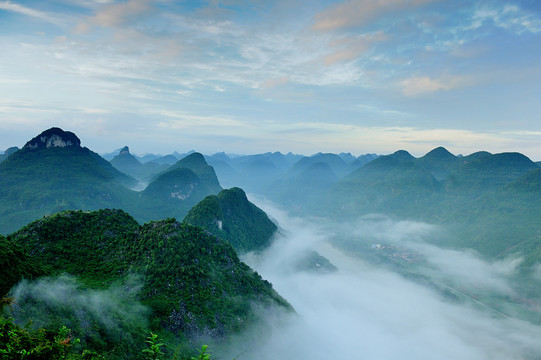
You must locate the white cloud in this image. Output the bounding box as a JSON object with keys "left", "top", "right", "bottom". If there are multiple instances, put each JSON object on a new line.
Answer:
{"left": 472, "top": 4, "right": 541, "bottom": 34}
{"left": 155, "top": 112, "right": 244, "bottom": 129}
{"left": 311, "top": 0, "right": 434, "bottom": 31}
{"left": 75, "top": 0, "right": 151, "bottom": 32}
{"left": 400, "top": 75, "right": 466, "bottom": 96}
{"left": 323, "top": 32, "right": 386, "bottom": 66}
{"left": 0, "top": 1, "right": 67, "bottom": 26}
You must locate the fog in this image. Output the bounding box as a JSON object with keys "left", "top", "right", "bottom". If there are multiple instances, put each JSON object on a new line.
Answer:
{"left": 8, "top": 274, "right": 149, "bottom": 345}
{"left": 222, "top": 197, "right": 541, "bottom": 360}
{"left": 335, "top": 215, "right": 523, "bottom": 297}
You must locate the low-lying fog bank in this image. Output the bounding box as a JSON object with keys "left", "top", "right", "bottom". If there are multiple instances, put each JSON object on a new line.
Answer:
{"left": 220, "top": 197, "right": 541, "bottom": 360}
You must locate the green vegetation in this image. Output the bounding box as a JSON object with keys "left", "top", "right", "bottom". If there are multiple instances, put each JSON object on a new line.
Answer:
{"left": 156, "top": 153, "right": 222, "bottom": 195}
{"left": 184, "top": 187, "right": 278, "bottom": 253}
{"left": 0, "top": 129, "right": 221, "bottom": 234}
{"left": 0, "top": 138, "right": 140, "bottom": 234}
{"left": 0, "top": 235, "right": 45, "bottom": 296}
{"left": 190, "top": 345, "right": 210, "bottom": 360}
{"left": 316, "top": 148, "right": 541, "bottom": 269}
{"left": 4, "top": 209, "right": 290, "bottom": 359}
{"left": 0, "top": 316, "right": 220, "bottom": 360}
{"left": 0, "top": 316, "right": 84, "bottom": 360}
{"left": 142, "top": 333, "right": 164, "bottom": 360}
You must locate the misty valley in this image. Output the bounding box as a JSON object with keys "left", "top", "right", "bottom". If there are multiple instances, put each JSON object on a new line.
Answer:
{"left": 2, "top": 127, "right": 541, "bottom": 359}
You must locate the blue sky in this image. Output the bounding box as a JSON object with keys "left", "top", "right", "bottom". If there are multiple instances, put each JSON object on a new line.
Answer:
{"left": 1, "top": 0, "right": 540, "bottom": 159}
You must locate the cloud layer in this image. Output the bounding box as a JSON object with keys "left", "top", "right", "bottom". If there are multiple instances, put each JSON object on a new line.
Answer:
{"left": 224, "top": 198, "right": 541, "bottom": 360}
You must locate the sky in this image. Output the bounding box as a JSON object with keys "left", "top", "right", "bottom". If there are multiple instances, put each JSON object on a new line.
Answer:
{"left": 1, "top": 0, "right": 540, "bottom": 159}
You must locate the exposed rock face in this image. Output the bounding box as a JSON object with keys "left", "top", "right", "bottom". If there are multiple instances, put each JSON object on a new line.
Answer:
{"left": 24, "top": 127, "right": 81, "bottom": 149}
{"left": 119, "top": 146, "right": 130, "bottom": 155}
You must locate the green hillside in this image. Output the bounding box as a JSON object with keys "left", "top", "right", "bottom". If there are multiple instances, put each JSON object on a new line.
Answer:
{"left": 0, "top": 129, "right": 140, "bottom": 234}
{"left": 0, "top": 128, "right": 222, "bottom": 234}
{"left": 323, "top": 151, "right": 441, "bottom": 220}
{"left": 322, "top": 148, "right": 539, "bottom": 221}
{"left": 184, "top": 187, "right": 278, "bottom": 253}
{"left": 0, "top": 234, "right": 45, "bottom": 296}
{"left": 163, "top": 152, "right": 222, "bottom": 194}
{"left": 441, "top": 168, "right": 541, "bottom": 260}
{"left": 5, "top": 209, "right": 290, "bottom": 358}
{"left": 316, "top": 147, "right": 541, "bottom": 271}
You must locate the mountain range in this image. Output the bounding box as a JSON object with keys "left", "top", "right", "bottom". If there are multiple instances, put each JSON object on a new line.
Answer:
{"left": 3, "top": 126, "right": 541, "bottom": 357}
{"left": 3, "top": 127, "right": 541, "bottom": 268}
{"left": 319, "top": 147, "right": 541, "bottom": 264}
{"left": 0, "top": 128, "right": 223, "bottom": 234}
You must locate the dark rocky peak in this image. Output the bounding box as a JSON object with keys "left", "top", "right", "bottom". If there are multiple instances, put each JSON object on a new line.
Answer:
{"left": 24, "top": 127, "right": 80, "bottom": 149}
{"left": 119, "top": 146, "right": 130, "bottom": 155}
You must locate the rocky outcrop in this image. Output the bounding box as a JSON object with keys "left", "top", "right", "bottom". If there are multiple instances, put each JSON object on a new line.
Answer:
{"left": 24, "top": 127, "right": 81, "bottom": 149}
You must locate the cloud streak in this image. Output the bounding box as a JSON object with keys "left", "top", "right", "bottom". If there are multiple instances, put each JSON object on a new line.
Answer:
{"left": 0, "top": 1, "right": 67, "bottom": 26}
{"left": 311, "top": 0, "right": 434, "bottom": 31}
{"left": 75, "top": 0, "right": 152, "bottom": 32}
{"left": 399, "top": 75, "right": 467, "bottom": 96}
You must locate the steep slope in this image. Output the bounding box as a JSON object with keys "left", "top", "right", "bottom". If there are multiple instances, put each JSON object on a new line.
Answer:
{"left": 163, "top": 152, "right": 222, "bottom": 194}
{"left": 8, "top": 209, "right": 290, "bottom": 342}
{"left": 0, "top": 235, "right": 45, "bottom": 296}
{"left": 184, "top": 187, "right": 278, "bottom": 253}
{"left": 205, "top": 158, "right": 239, "bottom": 188}
{"left": 141, "top": 153, "right": 223, "bottom": 220}
{"left": 0, "top": 128, "right": 139, "bottom": 234}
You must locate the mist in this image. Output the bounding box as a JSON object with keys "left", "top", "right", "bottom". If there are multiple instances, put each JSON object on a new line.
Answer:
{"left": 222, "top": 197, "right": 541, "bottom": 360}
{"left": 7, "top": 274, "right": 149, "bottom": 348}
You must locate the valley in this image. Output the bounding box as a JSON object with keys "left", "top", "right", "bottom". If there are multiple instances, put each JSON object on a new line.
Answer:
{"left": 2, "top": 127, "right": 541, "bottom": 359}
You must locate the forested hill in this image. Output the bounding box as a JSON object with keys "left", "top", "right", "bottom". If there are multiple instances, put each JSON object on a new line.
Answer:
{"left": 3, "top": 209, "right": 291, "bottom": 359}
{"left": 184, "top": 187, "right": 278, "bottom": 253}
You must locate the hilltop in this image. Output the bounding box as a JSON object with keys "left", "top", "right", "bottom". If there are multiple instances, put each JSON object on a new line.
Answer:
{"left": 184, "top": 187, "right": 278, "bottom": 253}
